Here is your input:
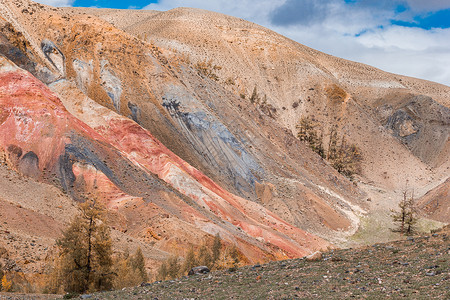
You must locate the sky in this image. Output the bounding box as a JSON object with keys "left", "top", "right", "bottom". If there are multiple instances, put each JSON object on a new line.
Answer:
{"left": 35, "top": 0, "right": 450, "bottom": 87}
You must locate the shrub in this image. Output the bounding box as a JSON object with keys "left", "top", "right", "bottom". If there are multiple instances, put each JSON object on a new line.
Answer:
{"left": 225, "top": 77, "right": 235, "bottom": 85}
{"left": 1, "top": 274, "right": 12, "bottom": 292}
{"left": 195, "top": 59, "right": 221, "bottom": 81}
{"left": 325, "top": 84, "right": 347, "bottom": 102}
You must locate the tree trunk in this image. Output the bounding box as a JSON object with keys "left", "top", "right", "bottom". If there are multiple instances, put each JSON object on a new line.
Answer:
{"left": 86, "top": 215, "right": 94, "bottom": 291}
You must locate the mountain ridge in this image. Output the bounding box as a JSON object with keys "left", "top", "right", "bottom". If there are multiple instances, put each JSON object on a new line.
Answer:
{"left": 0, "top": 0, "right": 447, "bottom": 287}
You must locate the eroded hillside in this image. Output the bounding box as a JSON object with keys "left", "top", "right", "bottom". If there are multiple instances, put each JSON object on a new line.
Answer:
{"left": 0, "top": 0, "right": 448, "bottom": 284}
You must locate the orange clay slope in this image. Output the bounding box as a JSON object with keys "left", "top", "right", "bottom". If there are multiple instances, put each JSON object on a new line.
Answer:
{"left": 0, "top": 57, "right": 329, "bottom": 261}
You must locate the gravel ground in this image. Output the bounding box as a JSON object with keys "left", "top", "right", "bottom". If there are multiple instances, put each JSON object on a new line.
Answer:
{"left": 85, "top": 231, "right": 449, "bottom": 299}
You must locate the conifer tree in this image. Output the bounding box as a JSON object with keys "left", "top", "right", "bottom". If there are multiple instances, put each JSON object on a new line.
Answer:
{"left": 296, "top": 120, "right": 362, "bottom": 177}
{"left": 262, "top": 94, "right": 267, "bottom": 106}
{"left": 250, "top": 86, "right": 259, "bottom": 104}
{"left": 296, "top": 117, "right": 312, "bottom": 142}
{"left": 157, "top": 261, "right": 168, "bottom": 281}
{"left": 230, "top": 246, "right": 240, "bottom": 268}
{"left": 112, "top": 248, "right": 148, "bottom": 289}
{"left": 212, "top": 234, "right": 222, "bottom": 265}
{"left": 392, "top": 191, "right": 408, "bottom": 235}
{"left": 167, "top": 256, "right": 181, "bottom": 279}
{"left": 113, "top": 256, "right": 139, "bottom": 289}
{"left": 296, "top": 117, "right": 325, "bottom": 158}
{"left": 130, "top": 248, "right": 148, "bottom": 282}
{"left": 316, "top": 132, "right": 325, "bottom": 158}
{"left": 392, "top": 190, "right": 417, "bottom": 235}
{"left": 327, "top": 126, "right": 338, "bottom": 160}
{"left": 0, "top": 262, "right": 3, "bottom": 291}
{"left": 405, "top": 193, "right": 417, "bottom": 235}
{"left": 56, "top": 199, "right": 113, "bottom": 293}
{"left": 330, "top": 136, "right": 361, "bottom": 177}
{"left": 197, "top": 245, "right": 212, "bottom": 268}
{"left": 182, "top": 247, "right": 197, "bottom": 274}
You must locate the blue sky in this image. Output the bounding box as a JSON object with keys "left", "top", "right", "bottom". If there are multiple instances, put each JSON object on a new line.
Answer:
{"left": 35, "top": 0, "right": 450, "bottom": 86}
{"left": 71, "top": 0, "right": 156, "bottom": 9}
{"left": 391, "top": 8, "right": 450, "bottom": 30}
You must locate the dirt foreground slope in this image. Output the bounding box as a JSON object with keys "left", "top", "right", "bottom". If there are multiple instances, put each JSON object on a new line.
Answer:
{"left": 90, "top": 230, "right": 450, "bottom": 299}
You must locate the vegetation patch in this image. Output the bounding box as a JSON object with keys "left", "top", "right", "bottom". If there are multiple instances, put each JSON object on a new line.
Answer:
{"left": 326, "top": 84, "right": 347, "bottom": 102}
{"left": 157, "top": 234, "right": 243, "bottom": 281}
{"left": 195, "top": 59, "right": 221, "bottom": 81}
{"left": 296, "top": 117, "right": 361, "bottom": 178}
{"left": 247, "top": 86, "right": 277, "bottom": 119}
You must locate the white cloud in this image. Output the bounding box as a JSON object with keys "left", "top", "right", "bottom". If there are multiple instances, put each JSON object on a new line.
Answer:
{"left": 34, "top": 0, "right": 74, "bottom": 7}
{"left": 405, "top": 0, "right": 450, "bottom": 12}
{"left": 354, "top": 26, "right": 450, "bottom": 85}
{"left": 280, "top": 24, "right": 450, "bottom": 86}
{"left": 361, "top": 48, "right": 450, "bottom": 86}
{"left": 356, "top": 26, "right": 450, "bottom": 51}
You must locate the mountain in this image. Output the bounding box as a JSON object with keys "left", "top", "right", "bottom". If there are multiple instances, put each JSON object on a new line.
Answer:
{"left": 0, "top": 0, "right": 448, "bottom": 284}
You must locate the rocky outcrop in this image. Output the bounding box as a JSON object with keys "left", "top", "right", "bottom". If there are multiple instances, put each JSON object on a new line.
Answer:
{"left": 188, "top": 266, "right": 210, "bottom": 275}
{"left": 377, "top": 94, "right": 450, "bottom": 167}
{"left": 0, "top": 56, "right": 330, "bottom": 266}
